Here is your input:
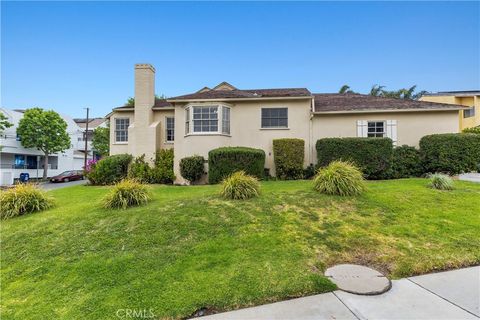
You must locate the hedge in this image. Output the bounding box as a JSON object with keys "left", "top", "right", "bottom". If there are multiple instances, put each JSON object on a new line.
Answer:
{"left": 87, "top": 154, "right": 133, "bottom": 185}
{"left": 273, "top": 138, "right": 305, "bottom": 180}
{"left": 420, "top": 133, "right": 480, "bottom": 174}
{"left": 208, "top": 147, "right": 265, "bottom": 184}
{"left": 316, "top": 137, "right": 393, "bottom": 179}
{"left": 153, "top": 149, "right": 175, "bottom": 184}
{"left": 391, "top": 145, "right": 423, "bottom": 179}
{"left": 180, "top": 155, "right": 205, "bottom": 184}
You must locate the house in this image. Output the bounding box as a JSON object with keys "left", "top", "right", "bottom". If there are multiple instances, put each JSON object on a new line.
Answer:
{"left": 73, "top": 117, "right": 108, "bottom": 159}
{"left": 0, "top": 108, "right": 86, "bottom": 185}
{"left": 108, "top": 64, "right": 466, "bottom": 184}
{"left": 420, "top": 91, "right": 479, "bottom": 130}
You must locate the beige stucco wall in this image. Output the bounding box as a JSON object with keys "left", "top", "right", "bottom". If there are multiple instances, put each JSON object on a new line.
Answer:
{"left": 420, "top": 95, "right": 479, "bottom": 130}
{"left": 172, "top": 99, "right": 312, "bottom": 184}
{"left": 109, "top": 109, "right": 174, "bottom": 159}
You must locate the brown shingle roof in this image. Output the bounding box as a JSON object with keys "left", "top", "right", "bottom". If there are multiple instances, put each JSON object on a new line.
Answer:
{"left": 313, "top": 93, "right": 467, "bottom": 112}
{"left": 168, "top": 88, "right": 312, "bottom": 101}
{"left": 113, "top": 98, "right": 173, "bottom": 110}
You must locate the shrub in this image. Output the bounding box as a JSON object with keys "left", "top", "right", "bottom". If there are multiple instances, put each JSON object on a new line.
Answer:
{"left": 303, "top": 164, "right": 316, "bottom": 180}
{"left": 87, "top": 154, "right": 133, "bottom": 185}
{"left": 128, "top": 155, "right": 153, "bottom": 183}
{"left": 153, "top": 149, "right": 175, "bottom": 184}
{"left": 0, "top": 184, "right": 54, "bottom": 219}
{"left": 102, "top": 179, "right": 151, "bottom": 209}
{"left": 273, "top": 138, "right": 305, "bottom": 180}
{"left": 316, "top": 138, "right": 393, "bottom": 179}
{"left": 313, "top": 161, "right": 366, "bottom": 196}
{"left": 420, "top": 133, "right": 480, "bottom": 174}
{"left": 208, "top": 147, "right": 265, "bottom": 184}
{"left": 428, "top": 173, "right": 454, "bottom": 190}
{"left": 391, "top": 145, "right": 423, "bottom": 178}
{"left": 463, "top": 126, "right": 480, "bottom": 134}
{"left": 180, "top": 155, "right": 205, "bottom": 184}
{"left": 220, "top": 171, "right": 260, "bottom": 200}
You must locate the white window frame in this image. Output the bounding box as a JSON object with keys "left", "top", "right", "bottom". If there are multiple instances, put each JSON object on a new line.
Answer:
{"left": 261, "top": 107, "right": 288, "bottom": 129}
{"left": 463, "top": 107, "right": 475, "bottom": 118}
{"left": 367, "top": 121, "right": 386, "bottom": 138}
{"left": 184, "top": 104, "right": 231, "bottom": 136}
{"left": 114, "top": 117, "right": 130, "bottom": 143}
{"left": 165, "top": 116, "right": 175, "bottom": 143}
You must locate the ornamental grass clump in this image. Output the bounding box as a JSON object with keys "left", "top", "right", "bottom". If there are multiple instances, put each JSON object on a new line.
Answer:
{"left": 313, "top": 161, "right": 366, "bottom": 196}
{"left": 0, "top": 183, "right": 54, "bottom": 219}
{"left": 102, "top": 179, "right": 151, "bottom": 209}
{"left": 428, "top": 173, "right": 454, "bottom": 190}
{"left": 220, "top": 171, "right": 260, "bottom": 200}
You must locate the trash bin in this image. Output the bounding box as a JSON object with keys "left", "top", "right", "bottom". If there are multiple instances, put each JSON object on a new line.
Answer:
{"left": 19, "top": 173, "right": 30, "bottom": 183}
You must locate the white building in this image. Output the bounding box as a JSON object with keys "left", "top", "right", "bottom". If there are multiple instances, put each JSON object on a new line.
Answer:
{"left": 0, "top": 108, "right": 87, "bottom": 185}
{"left": 73, "top": 117, "right": 108, "bottom": 159}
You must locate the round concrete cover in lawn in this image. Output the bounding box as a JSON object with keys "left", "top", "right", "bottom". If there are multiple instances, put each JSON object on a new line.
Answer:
{"left": 325, "top": 264, "right": 391, "bottom": 295}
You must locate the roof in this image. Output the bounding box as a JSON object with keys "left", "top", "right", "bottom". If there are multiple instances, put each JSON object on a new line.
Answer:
{"left": 113, "top": 98, "right": 173, "bottom": 111}
{"left": 73, "top": 117, "right": 106, "bottom": 128}
{"left": 422, "top": 90, "right": 480, "bottom": 97}
{"left": 313, "top": 93, "right": 468, "bottom": 113}
{"left": 168, "top": 87, "right": 312, "bottom": 101}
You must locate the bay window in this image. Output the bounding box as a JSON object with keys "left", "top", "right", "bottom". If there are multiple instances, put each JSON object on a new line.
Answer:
{"left": 185, "top": 105, "right": 230, "bottom": 135}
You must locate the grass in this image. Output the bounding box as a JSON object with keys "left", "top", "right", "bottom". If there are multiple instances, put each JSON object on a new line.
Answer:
{"left": 1, "top": 179, "right": 479, "bottom": 319}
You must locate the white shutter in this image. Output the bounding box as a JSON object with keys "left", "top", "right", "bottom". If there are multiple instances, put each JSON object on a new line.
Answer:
{"left": 386, "top": 120, "right": 398, "bottom": 145}
{"left": 357, "top": 120, "right": 368, "bottom": 137}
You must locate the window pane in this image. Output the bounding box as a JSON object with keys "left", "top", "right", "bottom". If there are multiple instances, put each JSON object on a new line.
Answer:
{"left": 261, "top": 108, "right": 288, "bottom": 128}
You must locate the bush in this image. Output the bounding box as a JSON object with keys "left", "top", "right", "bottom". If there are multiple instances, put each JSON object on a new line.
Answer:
{"left": 87, "top": 154, "right": 133, "bottom": 185}
{"left": 128, "top": 155, "right": 153, "bottom": 183}
{"left": 273, "top": 138, "right": 305, "bottom": 180}
{"left": 313, "top": 161, "right": 366, "bottom": 196}
{"left": 463, "top": 126, "right": 480, "bottom": 134}
{"left": 220, "top": 171, "right": 260, "bottom": 200}
{"left": 428, "top": 173, "right": 454, "bottom": 190}
{"left": 153, "top": 149, "right": 175, "bottom": 184}
{"left": 208, "top": 147, "right": 265, "bottom": 184}
{"left": 392, "top": 145, "right": 423, "bottom": 178}
{"left": 303, "top": 164, "right": 316, "bottom": 180}
{"left": 102, "top": 179, "right": 151, "bottom": 209}
{"left": 0, "top": 184, "right": 54, "bottom": 219}
{"left": 180, "top": 155, "right": 205, "bottom": 184}
{"left": 316, "top": 138, "right": 393, "bottom": 179}
{"left": 420, "top": 133, "right": 480, "bottom": 174}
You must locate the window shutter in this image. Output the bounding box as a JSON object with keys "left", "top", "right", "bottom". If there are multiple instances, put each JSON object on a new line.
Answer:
{"left": 386, "top": 120, "right": 397, "bottom": 145}
{"left": 357, "top": 120, "right": 367, "bottom": 137}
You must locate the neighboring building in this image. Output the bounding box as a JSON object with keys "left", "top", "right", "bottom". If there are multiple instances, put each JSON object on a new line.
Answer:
{"left": 420, "top": 91, "right": 480, "bottom": 130}
{"left": 0, "top": 108, "right": 86, "bottom": 185}
{"left": 107, "top": 64, "right": 466, "bottom": 184}
{"left": 73, "top": 117, "right": 108, "bottom": 159}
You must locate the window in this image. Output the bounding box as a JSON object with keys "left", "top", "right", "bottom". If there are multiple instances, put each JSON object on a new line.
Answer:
{"left": 464, "top": 107, "right": 475, "bottom": 118}
{"left": 115, "top": 118, "right": 130, "bottom": 142}
{"left": 166, "top": 117, "right": 175, "bottom": 142}
{"left": 367, "top": 121, "right": 385, "bottom": 137}
{"left": 222, "top": 107, "right": 230, "bottom": 134}
{"left": 14, "top": 155, "right": 25, "bottom": 169}
{"left": 261, "top": 108, "right": 288, "bottom": 128}
{"left": 193, "top": 106, "right": 218, "bottom": 132}
{"left": 185, "top": 105, "right": 230, "bottom": 135}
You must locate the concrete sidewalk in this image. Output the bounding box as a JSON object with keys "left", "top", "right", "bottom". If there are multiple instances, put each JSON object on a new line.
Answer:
{"left": 200, "top": 266, "right": 480, "bottom": 320}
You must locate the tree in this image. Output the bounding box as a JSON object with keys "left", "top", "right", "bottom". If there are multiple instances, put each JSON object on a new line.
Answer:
{"left": 0, "top": 111, "right": 13, "bottom": 132}
{"left": 338, "top": 85, "right": 356, "bottom": 94}
{"left": 17, "top": 108, "right": 71, "bottom": 179}
{"left": 370, "top": 85, "right": 427, "bottom": 100}
{"left": 125, "top": 94, "right": 167, "bottom": 106}
{"left": 369, "top": 85, "right": 385, "bottom": 97}
{"left": 92, "top": 126, "right": 110, "bottom": 157}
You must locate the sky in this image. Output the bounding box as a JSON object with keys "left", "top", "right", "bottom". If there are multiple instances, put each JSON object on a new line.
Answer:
{"left": 1, "top": 1, "right": 479, "bottom": 118}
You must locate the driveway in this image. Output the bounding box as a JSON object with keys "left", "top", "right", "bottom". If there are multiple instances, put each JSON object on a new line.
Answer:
{"left": 40, "top": 179, "right": 88, "bottom": 191}
{"left": 459, "top": 173, "right": 480, "bottom": 183}
{"left": 200, "top": 266, "right": 480, "bottom": 320}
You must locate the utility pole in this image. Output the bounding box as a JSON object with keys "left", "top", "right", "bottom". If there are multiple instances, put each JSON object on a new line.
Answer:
{"left": 84, "top": 107, "right": 89, "bottom": 170}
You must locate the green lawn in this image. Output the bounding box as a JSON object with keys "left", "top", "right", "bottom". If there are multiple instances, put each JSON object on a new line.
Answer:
{"left": 1, "top": 179, "right": 479, "bottom": 319}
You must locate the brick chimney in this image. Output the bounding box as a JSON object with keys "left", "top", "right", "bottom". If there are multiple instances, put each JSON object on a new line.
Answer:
{"left": 132, "top": 63, "right": 157, "bottom": 158}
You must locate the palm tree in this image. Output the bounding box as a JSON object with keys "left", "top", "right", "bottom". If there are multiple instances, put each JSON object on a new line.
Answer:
{"left": 369, "top": 85, "right": 385, "bottom": 97}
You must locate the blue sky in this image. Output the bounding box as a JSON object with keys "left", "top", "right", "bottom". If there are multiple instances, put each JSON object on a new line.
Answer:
{"left": 2, "top": 1, "right": 479, "bottom": 118}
